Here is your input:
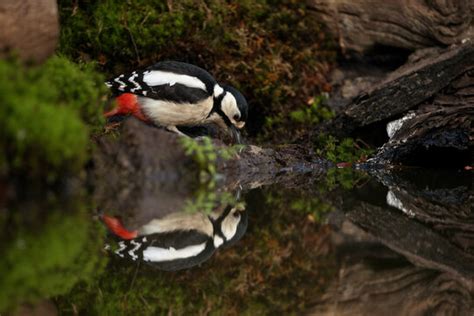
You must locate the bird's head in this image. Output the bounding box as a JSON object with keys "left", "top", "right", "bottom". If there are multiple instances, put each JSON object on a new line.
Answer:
{"left": 212, "top": 85, "right": 248, "bottom": 143}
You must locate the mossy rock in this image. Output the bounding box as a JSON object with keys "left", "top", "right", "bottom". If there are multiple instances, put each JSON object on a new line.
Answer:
{"left": 0, "top": 56, "right": 107, "bottom": 179}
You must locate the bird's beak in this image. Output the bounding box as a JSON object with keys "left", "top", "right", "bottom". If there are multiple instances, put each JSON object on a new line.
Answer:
{"left": 229, "top": 125, "right": 242, "bottom": 144}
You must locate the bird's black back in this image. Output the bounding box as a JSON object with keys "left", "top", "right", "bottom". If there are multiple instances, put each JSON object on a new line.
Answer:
{"left": 106, "top": 61, "right": 217, "bottom": 104}
{"left": 147, "top": 61, "right": 217, "bottom": 93}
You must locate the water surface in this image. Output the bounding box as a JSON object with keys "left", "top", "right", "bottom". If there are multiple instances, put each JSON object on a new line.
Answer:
{"left": 1, "top": 168, "right": 472, "bottom": 315}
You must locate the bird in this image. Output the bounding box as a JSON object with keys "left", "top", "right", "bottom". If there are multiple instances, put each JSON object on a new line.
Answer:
{"left": 104, "top": 61, "right": 248, "bottom": 143}
{"left": 101, "top": 204, "right": 247, "bottom": 271}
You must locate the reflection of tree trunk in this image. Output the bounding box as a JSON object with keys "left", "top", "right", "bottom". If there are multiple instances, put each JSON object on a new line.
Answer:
{"left": 308, "top": 172, "right": 474, "bottom": 315}
{"left": 308, "top": 259, "right": 473, "bottom": 316}
{"left": 308, "top": 0, "right": 473, "bottom": 52}
{"left": 345, "top": 202, "right": 474, "bottom": 280}
{"left": 373, "top": 169, "right": 474, "bottom": 254}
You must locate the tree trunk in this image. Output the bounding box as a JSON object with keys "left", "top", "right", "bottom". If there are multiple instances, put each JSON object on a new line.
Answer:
{"left": 307, "top": 0, "right": 473, "bottom": 53}
{"left": 0, "top": 0, "right": 59, "bottom": 63}
{"left": 316, "top": 41, "right": 474, "bottom": 166}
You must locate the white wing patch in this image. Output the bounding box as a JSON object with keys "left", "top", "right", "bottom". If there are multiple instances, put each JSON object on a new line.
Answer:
{"left": 142, "top": 70, "right": 207, "bottom": 91}
{"left": 142, "top": 242, "right": 207, "bottom": 262}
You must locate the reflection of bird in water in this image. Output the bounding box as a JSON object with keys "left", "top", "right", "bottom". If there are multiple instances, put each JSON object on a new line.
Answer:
{"left": 101, "top": 205, "right": 247, "bottom": 271}
{"left": 104, "top": 61, "right": 248, "bottom": 143}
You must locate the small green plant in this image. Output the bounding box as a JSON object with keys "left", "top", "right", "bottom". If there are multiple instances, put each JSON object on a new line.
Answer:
{"left": 183, "top": 188, "right": 244, "bottom": 215}
{"left": 180, "top": 136, "right": 243, "bottom": 180}
{"left": 289, "top": 95, "right": 334, "bottom": 125}
{"left": 180, "top": 136, "right": 244, "bottom": 213}
{"left": 263, "top": 95, "right": 335, "bottom": 142}
{"left": 315, "top": 134, "right": 373, "bottom": 163}
{"left": 323, "top": 167, "right": 368, "bottom": 190}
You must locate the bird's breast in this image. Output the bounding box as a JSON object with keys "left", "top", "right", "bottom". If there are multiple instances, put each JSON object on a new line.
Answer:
{"left": 138, "top": 96, "right": 213, "bottom": 126}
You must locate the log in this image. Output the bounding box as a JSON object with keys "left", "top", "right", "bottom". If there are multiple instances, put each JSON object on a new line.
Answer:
{"left": 371, "top": 70, "right": 474, "bottom": 164}
{"left": 0, "top": 0, "right": 59, "bottom": 63}
{"left": 316, "top": 41, "right": 474, "bottom": 139}
{"left": 307, "top": 0, "right": 473, "bottom": 53}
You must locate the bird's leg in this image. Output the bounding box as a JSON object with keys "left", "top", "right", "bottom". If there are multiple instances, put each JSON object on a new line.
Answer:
{"left": 166, "top": 125, "right": 188, "bottom": 137}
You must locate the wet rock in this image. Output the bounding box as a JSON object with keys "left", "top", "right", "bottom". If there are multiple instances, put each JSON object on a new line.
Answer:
{"left": 0, "top": 0, "right": 59, "bottom": 63}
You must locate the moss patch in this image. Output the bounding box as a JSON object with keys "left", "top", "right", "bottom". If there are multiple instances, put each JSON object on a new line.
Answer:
{"left": 58, "top": 0, "right": 336, "bottom": 139}
{"left": 0, "top": 56, "right": 107, "bottom": 179}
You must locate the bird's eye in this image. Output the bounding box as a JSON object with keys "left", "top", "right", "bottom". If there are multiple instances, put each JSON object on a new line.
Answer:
{"left": 233, "top": 212, "right": 240, "bottom": 218}
{"left": 233, "top": 114, "right": 241, "bottom": 121}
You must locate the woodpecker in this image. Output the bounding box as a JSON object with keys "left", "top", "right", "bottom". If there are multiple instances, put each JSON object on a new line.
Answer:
{"left": 105, "top": 61, "right": 248, "bottom": 142}
{"left": 101, "top": 205, "right": 247, "bottom": 271}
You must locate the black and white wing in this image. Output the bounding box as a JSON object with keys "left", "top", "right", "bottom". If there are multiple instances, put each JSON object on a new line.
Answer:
{"left": 112, "top": 229, "right": 216, "bottom": 271}
{"left": 105, "top": 61, "right": 217, "bottom": 104}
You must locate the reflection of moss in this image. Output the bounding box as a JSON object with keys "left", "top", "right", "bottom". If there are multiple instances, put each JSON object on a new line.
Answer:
{"left": 0, "top": 205, "right": 107, "bottom": 312}
{"left": 324, "top": 167, "right": 368, "bottom": 190}
{"left": 0, "top": 56, "right": 106, "bottom": 178}
{"left": 57, "top": 187, "right": 336, "bottom": 315}
{"left": 266, "top": 186, "right": 333, "bottom": 222}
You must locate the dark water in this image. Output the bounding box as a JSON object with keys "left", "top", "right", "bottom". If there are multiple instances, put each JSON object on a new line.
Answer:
{"left": 1, "top": 168, "right": 473, "bottom": 315}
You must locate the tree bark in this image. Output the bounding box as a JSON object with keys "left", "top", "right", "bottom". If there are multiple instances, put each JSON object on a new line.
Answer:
{"left": 316, "top": 41, "right": 474, "bottom": 166}
{"left": 307, "top": 0, "right": 473, "bottom": 53}
{"left": 0, "top": 0, "right": 59, "bottom": 63}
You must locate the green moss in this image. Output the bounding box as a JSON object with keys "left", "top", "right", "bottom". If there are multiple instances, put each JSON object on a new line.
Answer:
{"left": 180, "top": 136, "right": 243, "bottom": 180}
{"left": 58, "top": 0, "right": 336, "bottom": 138}
{"left": 0, "top": 56, "right": 107, "bottom": 178}
{"left": 59, "top": 0, "right": 188, "bottom": 69}
{"left": 314, "top": 134, "right": 374, "bottom": 163}
{"left": 0, "top": 203, "right": 107, "bottom": 312}
{"left": 180, "top": 136, "right": 244, "bottom": 213}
